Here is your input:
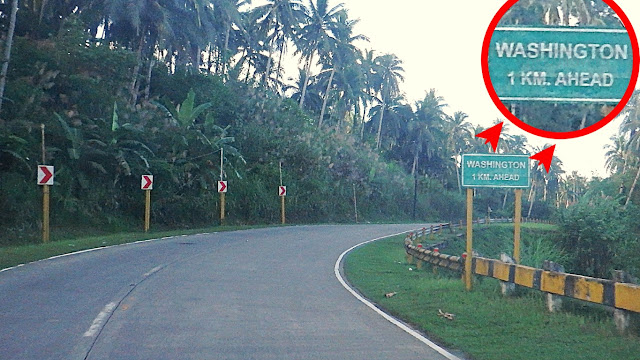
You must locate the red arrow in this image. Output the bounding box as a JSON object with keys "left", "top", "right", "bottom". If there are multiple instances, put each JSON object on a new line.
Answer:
{"left": 38, "top": 166, "right": 53, "bottom": 185}
{"left": 475, "top": 122, "right": 503, "bottom": 153}
{"left": 218, "top": 181, "right": 227, "bottom": 193}
{"left": 530, "top": 145, "right": 556, "bottom": 173}
{"left": 279, "top": 186, "right": 286, "bottom": 196}
{"left": 142, "top": 175, "right": 153, "bottom": 189}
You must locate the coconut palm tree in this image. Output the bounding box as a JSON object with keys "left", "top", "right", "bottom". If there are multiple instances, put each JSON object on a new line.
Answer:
{"left": 316, "top": 9, "right": 367, "bottom": 128}
{"left": 443, "top": 111, "right": 473, "bottom": 192}
{"left": 410, "top": 89, "right": 447, "bottom": 176}
{"left": 620, "top": 90, "right": 640, "bottom": 207}
{"left": 604, "top": 134, "right": 630, "bottom": 175}
{"left": 294, "top": 0, "right": 343, "bottom": 110}
{"left": 210, "top": 0, "right": 250, "bottom": 76}
{"left": 254, "top": 0, "right": 305, "bottom": 89}
{"left": 371, "top": 53, "right": 404, "bottom": 149}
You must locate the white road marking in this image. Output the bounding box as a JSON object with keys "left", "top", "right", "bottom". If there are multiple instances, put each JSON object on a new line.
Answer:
{"left": 334, "top": 231, "right": 462, "bottom": 360}
{"left": 0, "top": 233, "right": 214, "bottom": 273}
{"left": 143, "top": 265, "right": 163, "bottom": 278}
{"left": 83, "top": 302, "right": 117, "bottom": 337}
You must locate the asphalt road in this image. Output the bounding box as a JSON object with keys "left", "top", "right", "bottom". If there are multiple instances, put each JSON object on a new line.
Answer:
{"left": 0, "top": 225, "right": 457, "bottom": 359}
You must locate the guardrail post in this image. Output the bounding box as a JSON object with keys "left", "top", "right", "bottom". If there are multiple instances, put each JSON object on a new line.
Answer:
{"left": 432, "top": 248, "right": 439, "bottom": 275}
{"left": 543, "top": 260, "right": 564, "bottom": 312}
{"left": 404, "top": 236, "right": 414, "bottom": 264}
{"left": 500, "top": 253, "right": 516, "bottom": 296}
{"left": 613, "top": 270, "right": 634, "bottom": 334}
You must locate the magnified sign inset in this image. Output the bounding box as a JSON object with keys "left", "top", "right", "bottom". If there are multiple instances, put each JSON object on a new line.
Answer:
{"left": 482, "top": 0, "right": 640, "bottom": 140}
{"left": 490, "top": 27, "right": 633, "bottom": 103}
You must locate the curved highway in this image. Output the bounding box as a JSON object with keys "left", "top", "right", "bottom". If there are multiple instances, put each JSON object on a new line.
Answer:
{"left": 0, "top": 225, "right": 457, "bottom": 359}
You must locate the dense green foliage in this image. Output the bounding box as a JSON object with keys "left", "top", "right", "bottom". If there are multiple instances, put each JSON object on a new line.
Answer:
{"left": 555, "top": 190, "right": 640, "bottom": 278}
{"left": 435, "top": 223, "right": 567, "bottom": 269}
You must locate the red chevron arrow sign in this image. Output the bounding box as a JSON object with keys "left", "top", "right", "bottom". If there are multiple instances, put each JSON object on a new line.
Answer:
{"left": 279, "top": 186, "right": 287, "bottom": 197}
{"left": 37, "top": 165, "right": 54, "bottom": 185}
{"left": 218, "top": 181, "right": 227, "bottom": 193}
{"left": 141, "top": 175, "right": 153, "bottom": 190}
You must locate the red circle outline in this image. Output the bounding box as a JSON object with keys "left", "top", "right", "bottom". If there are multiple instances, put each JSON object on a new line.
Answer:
{"left": 481, "top": 0, "right": 640, "bottom": 140}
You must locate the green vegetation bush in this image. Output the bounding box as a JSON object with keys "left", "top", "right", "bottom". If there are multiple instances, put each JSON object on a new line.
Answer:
{"left": 0, "top": 24, "right": 467, "bottom": 244}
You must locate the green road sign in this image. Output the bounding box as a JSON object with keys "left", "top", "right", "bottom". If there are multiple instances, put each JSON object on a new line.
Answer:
{"left": 488, "top": 26, "right": 633, "bottom": 103}
{"left": 462, "top": 154, "right": 530, "bottom": 188}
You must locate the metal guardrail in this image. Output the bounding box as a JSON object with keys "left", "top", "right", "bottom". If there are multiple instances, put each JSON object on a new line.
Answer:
{"left": 404, "top": 220, "right": 640, "bottom": 315}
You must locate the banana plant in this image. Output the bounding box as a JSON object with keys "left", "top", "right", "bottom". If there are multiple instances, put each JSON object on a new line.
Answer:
{"left": 154, "top": 89, "right": 213, "bottom": 129}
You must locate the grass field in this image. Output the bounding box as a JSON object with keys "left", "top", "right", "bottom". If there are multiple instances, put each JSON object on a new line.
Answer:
{"left": 0, "top": 225, "right": 260, "bottom": 270}
{"left": 343, "top": 229, "right": 640, "bottom": 360}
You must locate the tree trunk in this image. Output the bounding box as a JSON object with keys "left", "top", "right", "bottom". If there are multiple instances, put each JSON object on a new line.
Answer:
{"left": 624, "top": 164, "right": 640, "bottom": 208}
{"left": 276, "top": 44, "right": 285, "bottom": 90}
{"left": 528, "top": 182, "right": 535, "bottom": 202}
{"left": 375, "top": 100, "right": 386, "bottom": 150}
{"left": 299, "top": 53, "right": 314, "bottom": 110}
{"left": 144, "top": 58, "right": 155, "bottom": 102}
{"left": 195, "top": 45, "right": 202, "bottom": 71}
{"left": 222, "top": 23, "right": 231, "bottom": 76}
{"left": 263, "top": 41, "right": 274, "bottom": 87}
{"left": 0, "top": 0, "right": 19, "bottom": 116}
{"left": 561, "top": 0, "right": 570, "bottom": 25}
{"left": 411, "top": 132, "right": 421, "bottom": 176}
{"left": 360, "top": 104, "right": 367, "bottom": 141}
{"left": 579, "top": 111, "right": 588, "bottom": 129}
{"left": 129, "top": 36, "right": 145, "bottom": 106}
{"left": 39, "top": 0, "right": 48, "bottom": 23}
{"left": 503, "top": 190, "right": 508, "bottom": 209}
{"left": 455, "top": 158, "right": 462, "bottom": 194}
{"left": 318, "top": 67, "right": 335, "bottom": 128}
{"left": 527, "top": 188, "right": 536, "bottom": 218}
{"left": 413, "top": 170, "right": 418, "bottom": 220}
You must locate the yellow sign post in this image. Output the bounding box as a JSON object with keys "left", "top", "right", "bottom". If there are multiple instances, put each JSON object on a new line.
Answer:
{"left": 465, "top": 188, "right": 474, "bottom": 291}
{"left": 42, "top": 184, "right": 50, "bottom": 242}
{"left": 280, "top": 194, "right": 286, "bottom": 224}
{"left": 514, "top": 189, "right": 523, "bottom": 264}
{"left": 144, "top": 189, "right": 151, "bottom": 232}
{"left": 220, "top": 191, "right": 226, "bottom": 224}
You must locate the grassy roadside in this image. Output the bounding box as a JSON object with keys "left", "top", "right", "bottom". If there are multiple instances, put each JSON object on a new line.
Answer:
{"left": 0, "top": 225, "right": 262, "bottom": 270}
{"left": 343, "top": 231, "right": 640, "bottom": 360}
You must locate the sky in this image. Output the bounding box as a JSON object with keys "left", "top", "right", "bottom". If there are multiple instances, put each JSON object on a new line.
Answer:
{"left": 338, "top": 0, "right": 640, "bottom": 178}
